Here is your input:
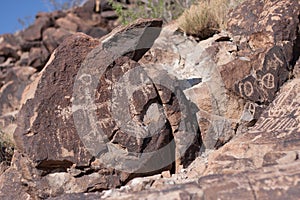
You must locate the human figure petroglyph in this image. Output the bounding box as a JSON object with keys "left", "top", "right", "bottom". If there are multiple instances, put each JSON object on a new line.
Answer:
{"left": 263, "top": 46, "right": 286, "bottom": 71}
{"left": 265, "top": 53, "right": 284, "bottom": 71}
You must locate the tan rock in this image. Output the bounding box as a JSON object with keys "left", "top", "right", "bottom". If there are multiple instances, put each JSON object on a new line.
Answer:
{"left": 55, "top": 18, "right": 78, "bottom": 32}
{"left": 161, "top": 170, "right": 171, "bottom": 178}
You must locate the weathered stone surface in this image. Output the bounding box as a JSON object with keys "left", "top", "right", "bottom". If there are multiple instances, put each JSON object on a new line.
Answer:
{"left": 73, "top": 0, "right": 96, "bottom": 20}
{"left": 101, "top": 10, "right": 118, "bottom": 19}
{"left": 140, "top": 24, "right": 243, "bottom": 149}
{"left": 217, "top": 0, "right": 299, "bottom": 132}
{"left": 0, "top": 0, "right": 299, "bottom": 199}
{"left": 293, "top": 58, "right": 300, "bottom": 78}
{"left": 0, "top": 111, "right": 18, "bottom": 140}
{"left": 198, "top": 161, "right": 300, "bottom": 200}
{"left": 50, "top": 160, "right": 300, "bottom": 200}
{"left": 0, "top": 66, "right": 36, "bottom": 116}
{"left": 55, "top": 17, "right": 78, "bottom": 32}
{"left": 28, "top": 45, "right": 50, "bottom": 69}
{"left": 20, "top": 41, "right": 42, "bottom": 52}
{"left": 191, "top": 78, "right": 300, "bottom": 176}
{"left": 0, "top": 167, "right": 31, "bottom": 200}
{"left": 72, "top": 18, "right": 199, "bottom": 173}
{"left": 228, "top": 0, "right": 299, "bottom": 51}
{"left": 119, "top": 79, "right": 299, "bottom": 199}
{"left": 0, "top": 46, "right": 19, "bottom": 61}
{"left": 42, "top": 27, "right": 72, "bottom": 53}
{"left": 140, "top": 0, "right": 300, "bottom": 150}
{"left": 11, "top": 19, "right": 202, "bottom": 198}
{"left": 64, "top": 13, "right": 93, "bottom": 33}
{"left": 0, "top": 34, "right": 21, "bottom": 61}
{"left": 14, "top": 33, "right": 99, "bottom": 168}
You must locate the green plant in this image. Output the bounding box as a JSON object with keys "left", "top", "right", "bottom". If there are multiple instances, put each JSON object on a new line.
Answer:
{"left": 177, "top": 0, "right": 244, "bottom": 39}
{"left": 0, "top": 130, "right": 14, "bottom": 166}
{"left": 109, "top": 0, "right": 195, "bottom": 25}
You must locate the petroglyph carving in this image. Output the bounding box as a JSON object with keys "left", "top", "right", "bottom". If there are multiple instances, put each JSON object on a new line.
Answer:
{"left": 268, "top": 84, "right": 296, "bottom": 117}
{"left": 265, "top": 53, "right": 284, "bottom": 71}
{"left": 262, "top": 73, "right": 275, "bottom": 89}
{"left": 255, "top": 117, "right": 297, "bottom": 133}
{"left": 78, "top": 74, "right": 92, "bottom": 86}
{"left": 252, "top": 80, "right": 300, "bottom": 133}
{"left": 245, "top": 102, "right": 256, "bottom": 116}
{"left": 239, "top": 81, "right": 254, "bottom": 97}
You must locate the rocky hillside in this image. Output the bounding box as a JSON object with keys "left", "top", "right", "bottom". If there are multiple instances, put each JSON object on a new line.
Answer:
{"left": 0, "top": 0, "right": 121, "bottom": 134}
{"left": 0, "top": 0, "right": 299, "bottom": 199}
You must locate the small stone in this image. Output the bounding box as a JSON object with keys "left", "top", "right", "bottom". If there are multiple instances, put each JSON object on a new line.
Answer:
{"left": 161, "top": 170, "right": 171, "bottom": 178}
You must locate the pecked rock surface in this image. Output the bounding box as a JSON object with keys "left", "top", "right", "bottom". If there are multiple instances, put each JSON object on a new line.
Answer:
{"left": 0, "top": 18, "right": 201, "bottom": 199}
{"left": 13, "top": 33, "right": 100, "bottom": 168}
{"left": 55, "top": 70, "right": 300, "bottom": 200}
{"left": 140, "top": 0, "right": 300, "bottom": 150}
{"left": 0, "top": 0, "right": 123, "bottom": 140}
{"left": 0, "top": 0, "right": 300, "bottom": 199}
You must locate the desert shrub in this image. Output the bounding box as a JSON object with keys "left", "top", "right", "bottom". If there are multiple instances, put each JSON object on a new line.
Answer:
{"left": 0, "top": 130, "right": 14, "bottom": 166}
{"left": 177, "top": 0, "right": 244, "bottom": 39}
{"left": 109, "top": 0, "right": 195, "bottom": 24}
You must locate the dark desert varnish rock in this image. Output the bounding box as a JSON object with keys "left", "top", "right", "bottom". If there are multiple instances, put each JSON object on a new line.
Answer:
{"left": 11, "top": 18, "right": 200, "bottom": 197}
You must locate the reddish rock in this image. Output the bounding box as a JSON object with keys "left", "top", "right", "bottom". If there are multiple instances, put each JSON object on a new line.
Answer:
{"left": 73, "top": 0, "right": 95, "bottom": 20}
{"left": 14, "top": 33, "right": 99, "bottom": 168}
{"left": 228, "top": 0, "right": 299, "bottom": 51}
{"left": 194, "top": 78, "right": 300, "bottom": 175}
{"left": 0, "top": 34, "right": 21, "bottom": 61}
{"left": 294, "top": 59, "right": 300, "bottom": 78}
{"left": 63, "top": 13, "right": 92, "bottom": 33}
{"left": 215, "top": 0, "right": 300, "bottom": 135}
{"left": 42, "top": 27, "right": 72, "bottom": 53}
{"left": 0, "top": 167, "right": 31, "bottom": 199}
{"left": 20, "top": 41, "right": 41, "bottom": 52}
{"left": 0, "top": 66, "right": 36, "bottom": 116}
{"left": 0, "top": 0, "right": 299, "bottom": 199}
{"left": 12, "top": 19, "right": 193, "bottom": 197}
{"left": 49, "top": 161, "right": 300, "bottom": 199}
{"left": 28, "top": 45, "right": 50, "bottom": 69}
{"left": 55, "top": 17, "right": 78, "bottom": 32}
{"left": 0, "top": 46, "right": 19, "bottom": 61}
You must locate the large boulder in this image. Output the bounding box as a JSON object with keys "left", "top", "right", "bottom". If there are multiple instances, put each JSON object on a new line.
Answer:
{"left": 10, "top": 18, "right": 200, "bottom": 198}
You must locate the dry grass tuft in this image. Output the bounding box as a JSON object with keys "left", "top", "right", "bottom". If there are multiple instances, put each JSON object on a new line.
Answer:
{"left": 177, "top": 0, "right": 244, "bottom": 39}
{"left": 0, "top": 130, "right": 14, "bottom": 166}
